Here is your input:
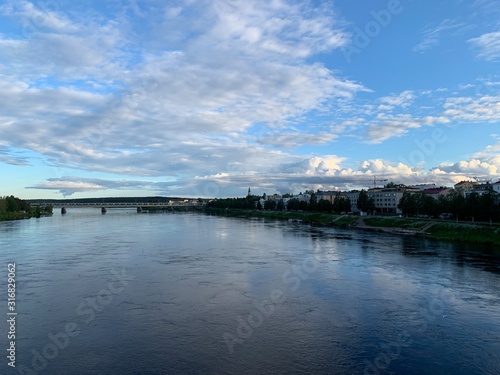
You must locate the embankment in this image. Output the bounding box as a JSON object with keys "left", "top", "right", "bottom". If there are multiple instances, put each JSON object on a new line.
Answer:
{"left": 203, "top": 208, "right": 500, "bottom": 246}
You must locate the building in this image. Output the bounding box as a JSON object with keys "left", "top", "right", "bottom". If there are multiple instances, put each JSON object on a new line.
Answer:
{"left": 422, "top": 187, "right": 453, "bottom": 199}
{"left": 464, "top": 183, "right": 494, "bottom": 198}
{"left": 367, "top": 186, "right": 420, "bottom": 214}
{"left": 493, "top": 181, "right": 500, "bottom": 194}
{"left": 343, "top": 190, "right": 361, "bottom": 213}
{"left": 315, "top": 191, "right": 337, "bottom": 204}
{"left": 409, "top": 184, "right": 437, "bottom": 190}
{"left": 454, "top": 181, "right": 479, "bottom": 196}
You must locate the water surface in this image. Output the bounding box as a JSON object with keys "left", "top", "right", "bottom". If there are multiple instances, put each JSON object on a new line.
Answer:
{"left": 0, "top": 209, "right": 499, "bottom": 374}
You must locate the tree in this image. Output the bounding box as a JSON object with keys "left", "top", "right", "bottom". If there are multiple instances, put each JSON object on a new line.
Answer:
{"left": 333, "top": 196, "right": 351, "bottom": 214}
{"left": 465, "top": 192, "right": 481, "bottom": 222}
{"left": 357, "top": 190, "right": 375, "bottom": 214}
{"left": 317, "top": 199, "right": 332, "bottom": 213}
{"left": 264, "top": 200, "right": 276, "bottom": 210}
{"left": 385, "top": 182, "right": 397, "bottom": 188}
{"left": 479, "top": 192, "right": 497, "bottom": 223}
{"left": 448, "top": 190, "right": 465, "bottom": 220}
{"left": 298, "top": 200, "right": 308, "bottom": 211}
{"left": 309, "top": 193, "right": 317, "bottom": 211}
{"left": 420, "top": 194, "right": 437, "bottom": 217}
{"left": 5, "top": 196, "right": 18, "bottom": 212}
{"left": 277, "top": 200, "right": 285, "bottom": 211}
{"left": 287, "top": 198, "right": 300, "bottom": 211}
{"left": 398, "top": 192, "right": 417, "bottom": 217}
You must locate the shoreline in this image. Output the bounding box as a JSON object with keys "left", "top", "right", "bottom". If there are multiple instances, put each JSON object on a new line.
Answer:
{"left": 203, "top": 208, "right": 500, "bottom": 247}
{"left": 0, "top": 212, "right": 53, "bottom": 222}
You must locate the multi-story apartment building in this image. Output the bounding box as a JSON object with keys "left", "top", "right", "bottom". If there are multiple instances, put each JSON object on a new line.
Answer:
{"left": 367, "top": 187, "right": 420, "bottom": 214}
{"left": 315, "top": 191, "right": 338, "bottom": 204}
{"left": 343, "top": 190, "right": 361, "bottom": 213}
{"left": 454, "top": 181, "right": 479, "bottom": 196}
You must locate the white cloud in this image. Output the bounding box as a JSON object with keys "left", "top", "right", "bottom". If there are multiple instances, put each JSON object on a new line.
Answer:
{"left": 0, "top": 1, "right": 79, "bottom": 33}
{"left": 413, "top": 19, "right": 472, "bottom": 53}
{"left": 1, "top": 1, "right": 499, "bottom": 197}
{"left": 364, "top": 114, "right": 450, "bottom": 144}
{"left": 255, "top": 131, "right": 337, "bottom": 148}
{"left": 379, "top": 90, "right": 415, "bottom": 109}
{"left": 28, "top": 180, "right": 106, "bottom": 196}
{"left": 0, "top": 0, "right": 369, "bottom": 192}
{"left": 431, "top": 137, "right": 500, "bottom": 179}
{"left": 443, "top": 95, "right": 500, "bottom": 121}
{"left": 468, "top": 31, "right": 500, "bottom": 61}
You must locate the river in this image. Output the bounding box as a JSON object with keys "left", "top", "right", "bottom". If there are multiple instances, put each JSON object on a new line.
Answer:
{"left": 0, "top": 209, "right": 499, "bottom": 374}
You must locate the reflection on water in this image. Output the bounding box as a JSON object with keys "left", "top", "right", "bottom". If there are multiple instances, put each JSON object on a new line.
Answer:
{"left": 0, "top": 209, "right": 499, "bottom": 375}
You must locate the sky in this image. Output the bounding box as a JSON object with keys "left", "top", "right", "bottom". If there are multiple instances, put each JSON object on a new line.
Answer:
{"left": 0, "top": 0, "right": 499, "bottom": 199}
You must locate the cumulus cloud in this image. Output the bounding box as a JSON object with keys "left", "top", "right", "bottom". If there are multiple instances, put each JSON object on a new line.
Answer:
{"left": 0, "top": 0, "right": 368, "bottom": 191}
{"left": 431, "top": 137, "right": 500, "bottom": 180}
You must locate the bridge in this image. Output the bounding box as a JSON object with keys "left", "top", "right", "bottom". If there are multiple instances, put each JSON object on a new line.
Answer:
{"left": 30, "top": 201, "right": 204, "bottom": 214}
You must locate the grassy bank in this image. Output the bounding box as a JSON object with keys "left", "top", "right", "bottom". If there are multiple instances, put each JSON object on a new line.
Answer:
{"left": 364, "top": 217, "right": 430, "bottom": 230}
{"left": 203, "top": 209, "right": 500, "bottom": 246}
{"left": 204, "top": 208, "right": 358, "bottom": 228}
{"left": 426, "top": 223, "right": 500, "bottom": 246}
{"left": 0, "top": 212, "right": 33, "bottom": 221}
{"left": 364, "top": 217, "right": 500, "bottom": 246}
{"left": 0, "top": 211, "right": 53, "bottom": 222}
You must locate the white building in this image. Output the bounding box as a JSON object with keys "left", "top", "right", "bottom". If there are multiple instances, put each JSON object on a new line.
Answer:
{"left": 343, "top": 190, "right": 361, "bottom": 213}
{"left": 367, "top": 187, "right": 420, "bottom": 214}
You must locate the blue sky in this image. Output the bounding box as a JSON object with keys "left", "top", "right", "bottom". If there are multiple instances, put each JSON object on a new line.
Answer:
{"left": 0, "top": 0, "right": 499, "bottom": 199}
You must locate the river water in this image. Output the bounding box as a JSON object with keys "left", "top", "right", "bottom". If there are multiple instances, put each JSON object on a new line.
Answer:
{"left": 0, "top": 209, "right": 499, "bottom": 375}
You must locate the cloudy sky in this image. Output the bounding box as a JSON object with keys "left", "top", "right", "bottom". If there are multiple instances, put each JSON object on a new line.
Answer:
{"left": 1, "top": 0, "right": 499, "bottom": 198}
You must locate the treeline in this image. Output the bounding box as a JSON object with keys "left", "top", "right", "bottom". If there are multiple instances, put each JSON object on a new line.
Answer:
{"left": 0, "top": 195, "right": 53, "bottom": 220}
{"left": 207, "top": 193, "right": 353, "bottom": 214}
{"left": 398, "top": 190, "right": 500, "bottom": 222}
{"left": 207, "top": 196, "right": 260, "bottom": 209}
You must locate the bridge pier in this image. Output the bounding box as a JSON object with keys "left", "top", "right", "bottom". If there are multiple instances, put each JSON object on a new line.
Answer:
{"left": 101, "top": 207, "right": 107, "bottom": 214}
{"left": 137, "top": 207, "right": 142, "bottom": 213}
{"left": 61, "top": 207, "right": 67, "bottom": 214}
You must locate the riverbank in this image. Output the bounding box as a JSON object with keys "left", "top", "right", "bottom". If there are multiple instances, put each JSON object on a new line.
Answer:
{"left": 0, "top": 212, "right": 33, "bottom": 221}
{"left": 203, "top": 208, "right": 358, "bottom": 227}
{"left": 353, "top": 217, "right": 500, "bottom": 246}
{"left": 203, "top": 208, "right": 500, "bottom": 246}
{"left": 0, "top": 212, "right": 53, "bottom": 222}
